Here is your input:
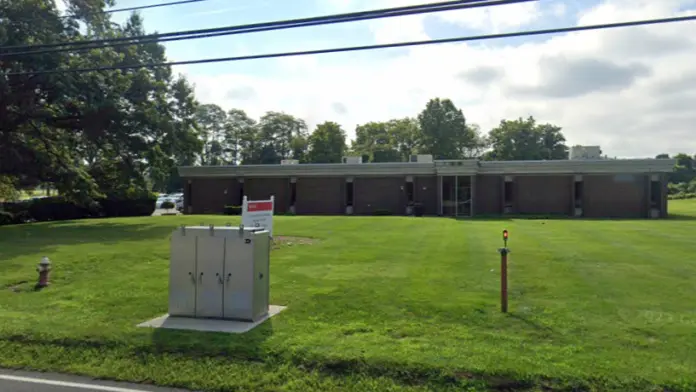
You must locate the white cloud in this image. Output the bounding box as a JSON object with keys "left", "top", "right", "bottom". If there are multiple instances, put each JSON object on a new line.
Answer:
{"left": 435, "top": 1, "right": 542, "bottom": 32}
{"left": 183, "top": 0, "right": 696, "bottom": 158}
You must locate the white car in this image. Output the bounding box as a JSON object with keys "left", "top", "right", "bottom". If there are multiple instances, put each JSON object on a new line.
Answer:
{"left": 155, "top": 193, "right": 184, "bottom": 210}
{"left": 155, "top": 195, "right": 174, "bottom": 209}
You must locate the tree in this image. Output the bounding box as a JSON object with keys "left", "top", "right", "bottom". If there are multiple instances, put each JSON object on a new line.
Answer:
{"left": 352, "top": 122, "right": 400, "bottom": 162}
{"left": 670, "top": 153, "right": 695, "bottom": 184}
{"left": 153, "top": 76, "right": 203, "bottom": 193}
{"left": 1, "top": 0, "right": 202, "bottom": 201}
{"left": 225, "top": 109, "right": 256, "bottom": 165}
{"left": 460, "top": 124, "right": 489, "bottom": 159}
{"left": 417, "top": 98, "right": 476, "bottom": 160}
{"left": 387, "top": 117, "right": 420, "bottom": 162}
{"left": 258, "top": 111, "right": 308, "bottom": 163}
{"left": 485, "top": 117, "right": 568, "bottom": 161}
{"left": 307, "top": 122, "right": 347, "bottom": 163}
{"left": 195, "top": 104, "right": 227, "bottom": 165}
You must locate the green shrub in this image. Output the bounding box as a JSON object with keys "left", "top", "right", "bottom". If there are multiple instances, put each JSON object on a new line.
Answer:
{"left": 0, "top": 194, "right": 156, "bottom": 225}
{"left": 223, "top": 205, "right": 242, "bottom": 215}
{"left": 373, "top": 209, "right": 392, "bottom": 216}
{"left": 668, "top": 192, "right": 696, "bottom": 200}
{"left": 98, "top": 195, "right": 156, "bottom": 217}
{"left": 28, "top": 196, "right": 93, "bottom": 222}
{"left": 0, "top": 211, "right": 13, "bottom": 226}
{"left": 160, "top": 201, "right": 176, "bottom": 210}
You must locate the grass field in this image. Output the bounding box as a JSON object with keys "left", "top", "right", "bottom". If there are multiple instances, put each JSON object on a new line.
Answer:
{"left": 1, "top": 200, "right": 695, "bottom": 391}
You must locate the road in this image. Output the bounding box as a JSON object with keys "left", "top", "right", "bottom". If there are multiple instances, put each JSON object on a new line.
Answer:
{"left": 0, "top": 368, "right": 193, "bottom": 392}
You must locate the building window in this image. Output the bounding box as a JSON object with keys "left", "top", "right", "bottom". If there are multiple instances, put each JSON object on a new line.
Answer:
{"left": 650, "top": 178, "right": 661, "bottom": 208}
{"left": 406, "top": 181, "right": 414, "bottom": 204}
{"left": 238, "top": 184, "right": 244, "bottom": 206}
{"left": 574, "top": 181, "right": 583, "bottom": 208}
{"left": 503, "top": 180, "right": 514, "bottom": 207}
{"left": 346, "top": 182, "right": 354, "bottom": 207}
{"left": 187, "top": 182, "right": 192, "bottom": 207}
{"left": 290, "top": 181, "right": 297, "bottom": 207}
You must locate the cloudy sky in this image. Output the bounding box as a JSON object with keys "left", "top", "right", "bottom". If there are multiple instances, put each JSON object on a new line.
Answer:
{"left": 104, "top": 0, "right": 696, "bottom": 158}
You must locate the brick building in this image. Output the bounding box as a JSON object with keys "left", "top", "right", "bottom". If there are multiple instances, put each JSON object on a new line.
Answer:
{"left": 178, "top": 156, "right": 675, "bottom": 219}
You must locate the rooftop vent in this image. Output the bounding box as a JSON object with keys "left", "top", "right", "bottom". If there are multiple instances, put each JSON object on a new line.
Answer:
{"left": 409, "top": 154, "right": 433, "bottom": 163}
{"left": 342, "top": 156, "right": 363, "bottom": 164}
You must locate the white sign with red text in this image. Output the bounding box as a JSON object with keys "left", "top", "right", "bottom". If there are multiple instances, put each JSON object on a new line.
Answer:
{"left": 242, "top": 196, "right": 274, "bottom": 237}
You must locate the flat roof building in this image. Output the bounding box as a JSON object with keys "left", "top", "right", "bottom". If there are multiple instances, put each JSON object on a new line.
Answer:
{"left": 178, "top": 157, "right": 676, "bottom": 219}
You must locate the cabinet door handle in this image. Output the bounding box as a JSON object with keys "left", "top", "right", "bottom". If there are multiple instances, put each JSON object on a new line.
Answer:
{"left": 216, "top": 273, "right": 223, "bottom": 284}
{"left": 226, "top": 273, "right": 232, "bottom": 282}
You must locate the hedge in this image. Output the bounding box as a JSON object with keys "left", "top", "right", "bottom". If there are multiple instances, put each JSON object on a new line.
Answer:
{"left": 0, "top": 195, "right": 156, "bottom": 226}
{"left": 668, "top": 193, "right": 696, "bottom": 200}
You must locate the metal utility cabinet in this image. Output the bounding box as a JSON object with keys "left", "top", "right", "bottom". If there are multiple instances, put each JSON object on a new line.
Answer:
{"left": 169, "top": 226, "right": 270, "bottom": 322}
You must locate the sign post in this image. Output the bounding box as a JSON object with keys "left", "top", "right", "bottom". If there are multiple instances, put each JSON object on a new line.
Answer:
{"left": 242, "top": 196, "right": 275, "bottom": 237}
{"left": 498, "top": 230, "right": 510, "bottom": 313}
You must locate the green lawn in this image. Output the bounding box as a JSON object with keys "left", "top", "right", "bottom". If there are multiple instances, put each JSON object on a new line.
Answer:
{"left": 1, "top": 201, "right": 695, "bottom": 391}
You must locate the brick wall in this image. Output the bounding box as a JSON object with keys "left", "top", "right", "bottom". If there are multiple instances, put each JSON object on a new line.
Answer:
{"left": 516, "top": 175, "right": 573, "bottom": 215}
{"left": 244, "top": 177, "right": 290, "bottom": 214}
{"left": 354, "top": 177, "right": 407, "bottom": 215}
{"left": 583, "top": 174, "right": 648, "bottom": 218}
{"left": 474, "top": 175, "right": 502, "bottom": 215}
{"left": 295, "top": 177, "right": 345, "bottom": 215}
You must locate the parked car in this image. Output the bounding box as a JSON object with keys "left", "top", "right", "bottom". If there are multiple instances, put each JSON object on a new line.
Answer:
{"left": 155, "top": 195, "right": 173, "bottom": 209}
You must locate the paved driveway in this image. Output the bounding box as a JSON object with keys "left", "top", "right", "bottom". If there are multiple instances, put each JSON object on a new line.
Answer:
{"left": 0, "top": 368, "right": 192, "bottom": 392}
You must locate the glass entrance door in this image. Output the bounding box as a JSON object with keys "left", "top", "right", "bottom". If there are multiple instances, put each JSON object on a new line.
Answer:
{"left": 456, "top": 176, "right": 471, "bottom": 217}
{"left": 441, "top": 176, "right": 472, "bottom": 217}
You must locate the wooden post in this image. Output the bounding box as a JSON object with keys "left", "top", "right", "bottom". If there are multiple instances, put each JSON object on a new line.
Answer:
{"left": 500, "top": 249, "right": 509, "bottom": 313}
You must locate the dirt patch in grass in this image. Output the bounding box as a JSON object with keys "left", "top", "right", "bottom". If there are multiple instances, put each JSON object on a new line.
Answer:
{"left": 272, "top": 236, "right": 317, "bottom": 249}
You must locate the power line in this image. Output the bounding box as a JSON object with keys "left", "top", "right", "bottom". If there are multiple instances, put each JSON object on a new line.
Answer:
{"left": 6, "top": 0, "right": 211, "bottom": 24}
{"left": 97, "top": 0, "right": 209, "bottom": 14}
{"left": 56, "top": 0, "right": 209, "bottom": 18}
{"left": 8, "top": 14, "right": 696, "bottom": 77}
{"left": 1, "top": 0, "right": 533, "bottom": 58}
{"left": 1, "top": 0, "right": 530, "bottom": 52}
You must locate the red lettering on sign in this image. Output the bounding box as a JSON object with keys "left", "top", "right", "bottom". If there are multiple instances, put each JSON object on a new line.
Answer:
{"left": 247, "top": 201, "right": 273, "bottom": 212}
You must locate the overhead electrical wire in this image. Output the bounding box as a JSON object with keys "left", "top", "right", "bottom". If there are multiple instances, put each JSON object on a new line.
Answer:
{"left": 57, "top": 0, "right": 210, "bottom": 18}
{"left": 1, "top": 0, "right": 532, "bottom": 53}
{"left": 94, "top": 0, "right": 209, "bottom": 14}
{"left": 2, "top": 0, "right": 533, "bottom": 58}
{"left": 7, "top": 14, "right": 696, "bottom": 77}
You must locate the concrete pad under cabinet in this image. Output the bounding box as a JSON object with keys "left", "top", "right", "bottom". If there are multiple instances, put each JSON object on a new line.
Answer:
{"left": 137, "top": 305, "right": 286, "bottom": 334}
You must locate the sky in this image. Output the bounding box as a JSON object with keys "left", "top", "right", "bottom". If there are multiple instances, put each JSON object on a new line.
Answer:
{"left": 97, "top": 0, "right": 696, "bottom": 157}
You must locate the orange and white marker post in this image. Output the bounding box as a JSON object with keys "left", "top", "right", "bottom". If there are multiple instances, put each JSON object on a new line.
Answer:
{"left": 498, "top": 230, "right": 510, "bottom": 313}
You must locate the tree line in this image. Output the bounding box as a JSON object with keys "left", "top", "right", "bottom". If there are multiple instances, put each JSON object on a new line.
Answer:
{"left": 194, "top": 100, "right": 569, "bottom": 168}
{"left": 656, "top": 154, "right": 696, "bottom": 198}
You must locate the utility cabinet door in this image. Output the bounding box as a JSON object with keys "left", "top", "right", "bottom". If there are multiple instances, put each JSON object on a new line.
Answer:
{"left": 253, "top": 232, "right": 270, "bottom": 320}
{"left": 223, "top": 234, "right": 254, "bottom": 320}
{"left": 168, "top": 232, "right": 197, "bottom": 317}
{"left": 195, "top": 235, "right": 225, "bottom": 318}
